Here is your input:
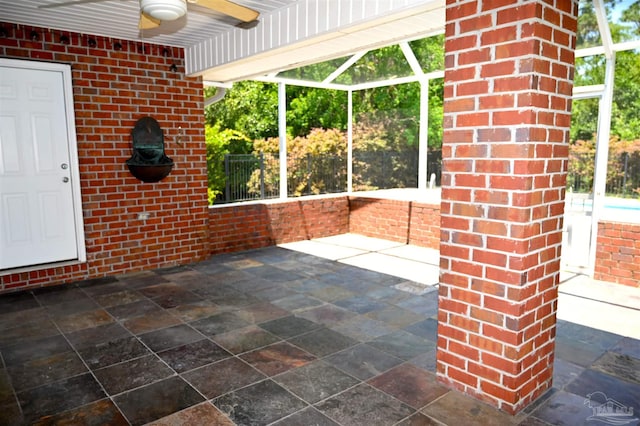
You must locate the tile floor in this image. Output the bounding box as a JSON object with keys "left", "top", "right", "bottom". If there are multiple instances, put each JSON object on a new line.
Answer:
{"left": 0, "top": 235, "right": 639, "bottom": 425}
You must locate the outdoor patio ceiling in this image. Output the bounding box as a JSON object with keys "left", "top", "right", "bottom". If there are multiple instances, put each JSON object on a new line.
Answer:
{"left": 0, "top": 0, "right": 301, "bottom": 48}
{"left": 1, "top": 0, "right": 447, "bottom": 86}
{"left": 188, "top": 0, "right": 446, "bottom": 84}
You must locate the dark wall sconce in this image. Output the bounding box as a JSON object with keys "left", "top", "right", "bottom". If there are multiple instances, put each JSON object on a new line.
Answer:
{"left": 59, "top": 34, "right": 70, "bottom": 44}
{"left": 114, "top": 42, "right": 122, "bottom": 50}
{"left": 87, "top": 38, "right": 97, "bottom": 47}
{"left": 0, "top": 27, "right": 8, "bottom": 38}
{"left": 30, "top": 30, "right": 39, "bottom": 41}
{"left": 169, "top": 63, "right": 178, "bottom": 72}
{"left": 162, "top": 47, "right": 170, "bottom": 56}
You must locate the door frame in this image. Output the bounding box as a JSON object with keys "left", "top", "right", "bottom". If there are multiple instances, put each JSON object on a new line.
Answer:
{"left": 570, "top": 80, "right": 612, "bottom": 277}
{"left": 0, "top": 58, "right": 86, "bottom": 272}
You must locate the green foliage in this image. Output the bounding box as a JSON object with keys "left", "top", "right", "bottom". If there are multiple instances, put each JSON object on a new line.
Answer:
{"left": 249, "top": 128, "right": 348, "bottom": 196}
{"left": 205, "top": 82, "right": 280, "bottom": 140}
{"left": 352, "top": 78, "right": 445, "bottom": 153}
{"left": 570, "top": 97, "right": 599, "bottom": 142}
{"left": 335, "top": 45, "right": 413, "bottom": 85}
{"left": 351, "top": 114, "right": 418, "bottom": 190}
{"left": 428, "top": 78, "right": 444, "bottom": 150}
{"left": 205, "top": 124, "right": 251, "bottom": 204}
{"left": 568, "top": 137, "right": 640, "bottom": 196}
{"left": 286, "top": 87, "right": 348, "bottom": 137}
{"left": 568, "top": 139, "right": 596, "bottom": 193}
{"left": 409, "top": 34, "right": 445, "bottom": 73}
{"left": 571, "top": 49, "right": 640, "bottom": 149}
{"left": 607, "top": 138, "right": 640, "bottom": 195}
{"left": 203, "top": 24, "right": 640, "bottom": 201}
{"left": 204, "top": 82, "right": 349, "bottom": 141}
{"left": 611, "top": 50, "right": 640, "bottom": 141}
{"left": 253, "top": 128, "right": 347, "bottom": 156}
{"left": 570, "top": 0, "right": 640, "bottom": 198}
{"left": 353, "top": 83, "right": 420, "bottom": 148}
{"left": 204, "top": 33, "right": 447, "bottom": 200}
{"left": 348, "top": 34, "right": 445, "bottom": 151}
{"left": 621, "top": 0, "right": 640, "bottom": 34}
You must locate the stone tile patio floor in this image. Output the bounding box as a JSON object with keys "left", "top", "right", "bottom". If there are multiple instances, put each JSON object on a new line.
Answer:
{"left": 0, "top": 240, "right": 639, "bottom": 425}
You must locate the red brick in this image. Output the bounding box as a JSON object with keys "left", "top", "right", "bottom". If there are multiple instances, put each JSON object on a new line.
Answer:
{"left": 1, "top": 23, "right": 208, "bottom": 291}
{"left": 437, "top": 349, "right": 467, "bottom": 370}
{"left": 476, "top": 128, "right": 512, "bottom": 142}
{"left": 470, "top": 305, "right": 505, "bottom": 325}
{"left": 469, "top": 334, "right": 504, "bottom": 355}
{"left": 448, "top": 365, "right": 479, "bottom": 388}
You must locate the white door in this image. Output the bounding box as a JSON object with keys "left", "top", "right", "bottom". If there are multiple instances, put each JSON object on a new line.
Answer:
{"left": 0, "top": 59, "right": 85, "bottom": 270}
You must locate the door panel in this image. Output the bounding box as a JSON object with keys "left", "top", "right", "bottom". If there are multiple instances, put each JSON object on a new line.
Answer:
{"left": 0, "top": 62, "right": 80, "bottom": 269}
{"left": 0, "top": 115, "right": 21, "bottom": 174}
{"left": 33, "top": 115, "right": 57, "bottom": 172}
{"left": 3, "top": 194, "right": 30, "bottom": 243}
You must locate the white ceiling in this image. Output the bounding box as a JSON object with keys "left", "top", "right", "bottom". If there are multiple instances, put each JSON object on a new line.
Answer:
{"left": 0, "top": 0, "right": 298, "bottom": 48}
{"left": 0, "top": 0, "right": 446, "bottom": 84}
{"left": 192, "top": 2, "right": 445, "bottom": 83}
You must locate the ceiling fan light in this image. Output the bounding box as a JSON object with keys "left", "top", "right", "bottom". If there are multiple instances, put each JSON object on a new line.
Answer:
{"left": 140, "top": 0, "right": 187, "bottom": 21}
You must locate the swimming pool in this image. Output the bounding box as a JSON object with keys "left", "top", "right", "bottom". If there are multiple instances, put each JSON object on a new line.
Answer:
{"left": 566, "top": 194, "right": 640, "bottom": 223}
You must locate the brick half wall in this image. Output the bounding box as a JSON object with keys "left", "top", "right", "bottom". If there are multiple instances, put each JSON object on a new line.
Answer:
{"left": 349, "top": 197, "right": 441, "bottom": 249}
{"left": 209, "top": 195, "right": 441, "bottom": 255}
{"left": 209, "top": 196, "right": 349, "bottom": 255}
{"left": 595, "top": 221, "right": 640, "bottom": 287}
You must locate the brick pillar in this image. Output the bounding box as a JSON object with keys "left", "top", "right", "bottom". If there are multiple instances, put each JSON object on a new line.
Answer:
{"left": 437, "top": 0, "right": 578, "bottom": 414}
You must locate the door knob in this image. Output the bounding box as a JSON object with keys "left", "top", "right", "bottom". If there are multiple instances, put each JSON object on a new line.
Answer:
{"left": 61, "top": 163, "right": 68, "bottom": 169}
{"left": 62, "top": 177, "right": 69, "bottom": 183}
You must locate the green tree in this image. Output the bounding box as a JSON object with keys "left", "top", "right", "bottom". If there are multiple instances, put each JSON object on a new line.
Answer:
{"left": 427, "top": 78, "right": 444, "bottom": 150}
{"left": 621, "top": 0, "right": 640, "bottom": 33}
{"left": 205, "top": 123, "right": 251, "bottom": 204}
{"left": 606, "top": 137, "right": 640, "bottom": 195}
{"left": 205, "top": 82, "right": 279, "bottom": 140}
{"left": 249, "top": 128, "right": 347, "bottom": 196}
{"left": 569, "top": 1, "right": 640, "bottom": 198}
{"left": 568, "top": 139, "right": 596, "bottom": 192}
{"left": 286, "top": 87, "right": 348, "bottom": 137}
{"left": 205, "top": 33, "right": 447, "bottom": 198}
{"left": 611, "top": 50, "right": 640, "bottom": 141}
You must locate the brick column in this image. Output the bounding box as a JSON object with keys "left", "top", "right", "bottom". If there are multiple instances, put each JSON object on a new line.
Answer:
{"left": 437, "top": 0, "right": 578, "bottom": 414}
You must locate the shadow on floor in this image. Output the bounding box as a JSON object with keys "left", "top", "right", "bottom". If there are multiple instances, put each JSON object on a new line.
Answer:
{"left": 0, "top": 246, "right": 638, "bottom": 425}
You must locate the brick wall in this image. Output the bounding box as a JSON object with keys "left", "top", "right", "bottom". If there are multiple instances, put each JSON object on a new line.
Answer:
{"left": 209, "top": 195, "right": 441, "bottom": 255}
{"left": 438, "top": 0, "right": 577, "bottom": 414}
{"left": 349, "top": 197, "right": 441, "bottom": 249}
{"left": 348, "top": 197, "right": 410, "bottom": 244}
{"left": 0, "top": 23, "right": 209, "bottom": 292}
{"left": 408, "top": 203, "right": 441, "bottom": 249}
{"left": 209, "top": 196, "right": 349, "bottom": 255}
{"left": 595, "top": 221, "right": 640, "bottom": 287}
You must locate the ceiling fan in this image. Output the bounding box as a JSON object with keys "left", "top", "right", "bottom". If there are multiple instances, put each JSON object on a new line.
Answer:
{"left": 39, "top": 0, "right": 260, "bottom": 30}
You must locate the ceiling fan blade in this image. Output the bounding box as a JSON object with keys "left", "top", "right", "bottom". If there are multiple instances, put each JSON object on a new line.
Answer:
{"left": 194, "top": 0, "right": 259, "bottom": 23}
{"left": 139, "top": 12, "right": 161, "bottom": 29}
{"left": 235, "top": 19, "right": 259, "bottom": 30}
{"left": 39, "top": 0, "right": 112, "bottom": 9}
